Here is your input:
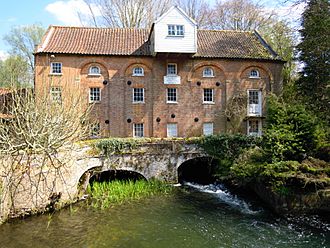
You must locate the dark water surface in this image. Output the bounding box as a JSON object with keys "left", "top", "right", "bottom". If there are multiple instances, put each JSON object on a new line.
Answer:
{"left": 0, "top": 183, "right": 329, "bottom": 248}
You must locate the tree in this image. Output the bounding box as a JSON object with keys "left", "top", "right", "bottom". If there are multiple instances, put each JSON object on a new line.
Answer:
{"left": 174, "top": 0, "right": 211, "bottom": 28}
{"left": 3, "top": 24, "right": 45, "bottom": 73}
{"left": 86, "top": 0, "right": 172, "bottom": 28}
{"left": 0, "top": 55, "right": 30, "bottom": 87}
{"left": 297, "top": 0, "right": 330, "bottom": 117}
{"left": 209, "top": 0, "right": 275, "bottom": 31}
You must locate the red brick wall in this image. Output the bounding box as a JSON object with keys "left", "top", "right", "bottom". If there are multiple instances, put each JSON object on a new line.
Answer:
{"left": 34, "top": 54, "right": 283, "bottom": 138}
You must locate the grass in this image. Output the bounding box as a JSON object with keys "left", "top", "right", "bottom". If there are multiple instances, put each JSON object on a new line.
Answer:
{"left": 86, "top": 180, "right": 173, "bottom": 209}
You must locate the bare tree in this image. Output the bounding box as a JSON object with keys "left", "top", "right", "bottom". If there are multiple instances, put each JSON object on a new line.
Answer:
{"left": 174, "top": 0, "right": 211, "bottom": 28}
{"left": 225, "top": 91, "right": 247, "bottom": 133}
{"left": 209, "top": 0, "right": 275, "bottom": 31}
{"left": 83, "top": 0, "right": 172, "bottom": 28}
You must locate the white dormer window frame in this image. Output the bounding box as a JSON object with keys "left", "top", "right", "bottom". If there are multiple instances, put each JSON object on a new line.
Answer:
{"left": 167, "top": 63, "right": 177, "bottom": 75}
{"left": 132, "top": 67, "right": 144, "bottom": 76}
{"left": 249, "top": 69, "right": 260, "bottom": 79}
{"left": 167, "top": 25, "right": 184, "bottom": 36}
{"left": 203, "top": 67, "right": 214, "bottom": 77}
{"left": 88, "top": 66, "right": 101, "bottom": 76}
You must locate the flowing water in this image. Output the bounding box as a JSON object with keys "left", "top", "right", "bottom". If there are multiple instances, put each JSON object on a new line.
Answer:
{"left": 0, "top": 183, "right": 329, "bottom": 248}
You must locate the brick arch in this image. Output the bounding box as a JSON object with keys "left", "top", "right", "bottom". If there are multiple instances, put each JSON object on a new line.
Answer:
{"left": 238, "top": 64, "right": 274, "bottom": 81}
{"left": 78, "top": 59, "right": 110, "bottom": 78}
{"left": 121, "top": 61, "right": 153, "bottom": 77}
{"left": 187, "top": 62, "right": 228, "bottom": 81}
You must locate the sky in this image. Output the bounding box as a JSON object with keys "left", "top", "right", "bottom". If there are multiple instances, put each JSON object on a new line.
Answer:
{"left": 0, "top": 0, "right": 305, "bottom": 60}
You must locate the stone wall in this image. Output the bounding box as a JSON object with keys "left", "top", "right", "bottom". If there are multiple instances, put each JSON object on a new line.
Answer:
{"left": 0, "top": 140, "right": 205, "bottom": 223}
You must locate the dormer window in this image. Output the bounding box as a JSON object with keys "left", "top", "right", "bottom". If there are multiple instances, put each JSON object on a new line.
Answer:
{"left": 89, "top": 66, "right": 101, "bottom": 75}
{"left": 133, "top": 67, "right": 144, "bottom": 76}
{"left": 168, "top": 25, "right": 184, "bottom": 36}
{"left": 249, "top": 69, "right": 260, "bottom": 78}
{"left": 167, "top": 63, "right": 177, "bottom": 75}
{"left": 203, "top": 68, "right": 214, "bottom": 77}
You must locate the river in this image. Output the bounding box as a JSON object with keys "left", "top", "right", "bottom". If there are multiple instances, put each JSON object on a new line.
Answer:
{"left": 0, "top": 183, "right": 329, "bottom": 248}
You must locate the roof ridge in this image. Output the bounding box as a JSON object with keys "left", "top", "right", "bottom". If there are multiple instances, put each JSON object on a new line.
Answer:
{"left": 198, "top": 29, "right": 253, "bottom": 33}
{"left": 50, "top": 25, "right": 150, "bottom": 31}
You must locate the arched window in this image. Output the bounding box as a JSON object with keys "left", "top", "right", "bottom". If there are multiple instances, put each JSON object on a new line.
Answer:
{"left": 133, "top": 67, "right": 144, "bottom": 76}
{"left": 203, "top": 67, "right": 214, "bottom": 77}
{"left": 249, "top": 69, "right": 260, "bottom": 78}
{"left": 89, "top": 66, "right": 101, "bottom": 75}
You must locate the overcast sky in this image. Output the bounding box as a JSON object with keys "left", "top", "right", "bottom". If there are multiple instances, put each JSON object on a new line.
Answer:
{"left": 0, "top": 0, "right": 305, "bottom": 60}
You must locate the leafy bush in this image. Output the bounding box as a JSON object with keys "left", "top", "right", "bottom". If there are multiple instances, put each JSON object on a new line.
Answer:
{"left": 263, "top": 94, "right": 325, "bottom": 162}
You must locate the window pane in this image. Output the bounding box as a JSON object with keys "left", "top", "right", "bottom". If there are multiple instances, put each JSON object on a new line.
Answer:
{"left": 248, "top": 120, "right": 261, "bottom": 136}
{"left": 133, "top": 88, "right": 144, "bottom": 102}
{"left": 203, "top": 68, "right": 213, "bottom": 77}
{"left": 168, "top": 25, "right": 175, "bottom": 35}
{"left": 167, "top": 123, "right": 177, "bottom": 137}
{"left": 203, "top": 88, "right": 214, "bottom": 102}
{"left": 91, "top": 123, "right": 100, "bottom": 137}
{"left": 249, "top": 90, "right": 259, "bottom": 104}
{"left": 133, "top": 67, "right": 144, "bottom": 76}
{"left": 89, "top": 66, "right": 100, "bottom": 74}
{"left": 134, "top": 123, "right": 144, "bottom": 137}
{"left": 176, "top": 25, "right": 184, "bottom": 35}
{"left": 167, "top": 64, "right": 177, "bottom": 75}
{"left": 50, "top": 87, "right": 62, "bottom": 103}
{"left": 250, "top": 69, "right": 259, "bottom": 78}
{"left": 203, "top": 123, "right": 213, "bottom": 135}
{"left": 90, "top": 87, "right": 100, "bottom": 102}
{"left": 167, "top": 88, "right": 177, "bottom": 102}
{"left": 51, "top": 62, "right": 62, "bottom": 74}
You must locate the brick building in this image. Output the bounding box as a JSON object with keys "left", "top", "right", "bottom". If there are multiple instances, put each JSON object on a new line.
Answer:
{"left": 34, "top": 6, "right": 284, "bottom": 138}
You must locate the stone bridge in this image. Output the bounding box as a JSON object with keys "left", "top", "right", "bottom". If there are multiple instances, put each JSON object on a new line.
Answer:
{"left": 1, "top": 139, "right": 210, "bottom": 220}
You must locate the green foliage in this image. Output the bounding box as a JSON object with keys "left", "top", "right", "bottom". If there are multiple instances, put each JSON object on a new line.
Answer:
{"left": 0, "top": 55, "right": 30, "bottom": 87}
{"left": 297, "top": 0, "right": 330, "bottom": 119}
{"left": 198, "top": 133, "right": 260, "bottom": 161}
{"left": 263, "top": 94, "right": 324, "bottom": 162}
{"left": 87, "top": 180, "right": 173, "bottom": 209}
{"left": 94, "top": 138, "right": 140, "bottom": 156}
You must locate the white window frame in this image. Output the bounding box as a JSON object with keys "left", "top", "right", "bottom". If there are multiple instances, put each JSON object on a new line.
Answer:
{"left": 203, "top": 68, "right": 214, "bottom": 77}
{"left": 167, "top": 25, "right": 184, "bottom": 36}
{"left": 133, "top": 123, "right": 144, "bottom": 138}
{"left": 167, "top": 88, "right": 177, "bottom": 103}
{"left": 132, "top": 67, "right": 144, "bottom": 76}
{"left": 247, "top": 89, "right": 262, "bottom": 116}
{"left": 88, "top": 66, "right": 101, "bottom": 76}
{"left": 89, "top": 87, "right": 101, "bottom": 103}
{"left": 50, "top": 62, "right": 62, "bottom": 75}
{"left": 167, "top": 63, "right": 177, "bottom": 75}
{"left": 50, "top": 87, "right": 62, "bottom": 103}
{"left": 249, "top": 69, "right": 260, "bottom": 79}
{"left": 91, "top": 122, "right": 101, "bottom": 137}
{"left": 203, "top": 88, "right": 214, "bottom": 104}
{"left": 247, "top": 119, "right": 262, "bottom": 137}
{"left": 203, "top": 123, "right": 214, "bottom": 136}
{"left": 167, "top": 123, "right": 178, "bottom": 138}
{"left": 133, "top": 88, "right": 145, "bottom": 103}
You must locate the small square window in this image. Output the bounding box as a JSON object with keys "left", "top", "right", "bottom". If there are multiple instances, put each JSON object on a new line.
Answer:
{"left": 133, "top": 67, "right": 144, "bottom": 76}
{"left": 168, "top": 25, "right": 184, "bottom": 36}
{"left": 203, "top": 68, "right": 214, "bottom": 77}
{"left": 203, "top": 88, "right": 214, "bottom": 103}
{"left": 50, "top": 87, "right": 62, "bottom": 103}
{"left": 134, "top": 123, "right": 144, "bottom": 137}
{"left": 89, "top": 87, "right": 101, "bottom": 102}
{"left": 133, "top": 88, "right": 144, "bottom": 103}
{"left": 51, "top": 62, "right": 62, "bottom": 74}
{"left": 167, "top": 88, "right": 177, "bottom": 103}
{"left": 203, "top": 123, "right": 214, "bottom": 136}
{"left": 167, "top": 64, "right": 177, "bottom": 75}
{"left": 167, "top": 123, "right": 178, "bottom": 137}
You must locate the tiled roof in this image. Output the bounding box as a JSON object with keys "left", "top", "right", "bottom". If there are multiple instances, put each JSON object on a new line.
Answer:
{"left": 195, "top": 30, "right": 279, "bottom": 60}
{"left": 36, "top": 26, "right": 281, "bottom": 60}
{"left": 37, "top": 26, "right": 150, "bottom": 56}
{"left": 0, "top": 88, "right": 11, "bottom": 95}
